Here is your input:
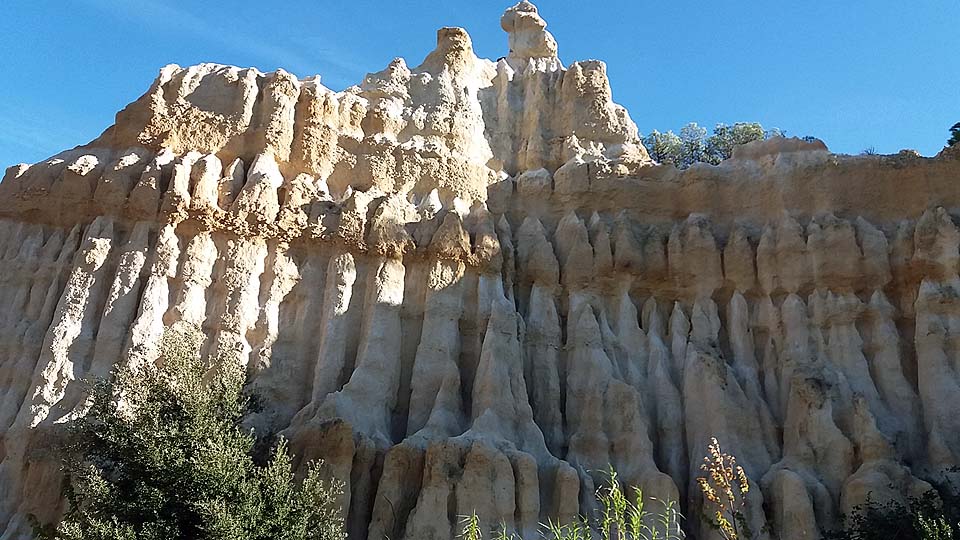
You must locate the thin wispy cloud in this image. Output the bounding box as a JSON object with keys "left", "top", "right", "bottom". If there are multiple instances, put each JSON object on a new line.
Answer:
{"left": 76, "top": 0, "right": 368, "bottom": 87}
{"left": 0, "top": 103, "right": 91, "bottom": 166}
{"left": 2, "top": 0, "right": 378, "bottom": 167}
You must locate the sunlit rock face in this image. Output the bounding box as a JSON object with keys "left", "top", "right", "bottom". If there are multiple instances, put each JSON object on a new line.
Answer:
{"left": 1, "top": 2, "right": 960, "bottom": 539}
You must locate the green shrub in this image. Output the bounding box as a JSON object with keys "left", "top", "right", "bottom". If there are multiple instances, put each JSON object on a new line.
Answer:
{"left": 825, "top": 489, "right": 959, "bottom": 540}
{"left": 33, "top": 322, "right": 345, "bottom": 540}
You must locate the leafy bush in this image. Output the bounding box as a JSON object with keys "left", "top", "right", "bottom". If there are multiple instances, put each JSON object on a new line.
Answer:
{"left": 34, "top": 322, "right": 345, "bottom": 540}
{"left": 824, "top": 488, "right": 959, "bottom": 540}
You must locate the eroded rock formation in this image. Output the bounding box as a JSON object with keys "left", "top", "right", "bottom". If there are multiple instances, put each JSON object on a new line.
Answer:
{"left": 1, "top": 3, "right": 960, "bottom": 538}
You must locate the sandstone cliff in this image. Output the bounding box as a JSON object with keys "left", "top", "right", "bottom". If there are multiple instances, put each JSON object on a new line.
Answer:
{"left": 2, "top": 2, "right": 960, "bottom": 539}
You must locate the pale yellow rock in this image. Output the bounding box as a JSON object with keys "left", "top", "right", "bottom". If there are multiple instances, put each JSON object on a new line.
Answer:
{"left": 1, "top": 3, "right": 960, "bottom": 539}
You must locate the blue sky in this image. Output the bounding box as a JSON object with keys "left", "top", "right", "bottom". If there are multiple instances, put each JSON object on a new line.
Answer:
{"left": 1, "top": 1, "right": 957, "bottom": 169}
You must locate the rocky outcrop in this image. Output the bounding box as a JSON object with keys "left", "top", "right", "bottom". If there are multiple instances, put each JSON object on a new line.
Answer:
{"left": 1, "top": 3, "right": 960, "bottom": 539}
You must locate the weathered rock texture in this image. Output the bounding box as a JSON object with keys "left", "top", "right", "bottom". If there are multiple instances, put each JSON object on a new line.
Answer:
{"left": 2, "top": 3, "right": 960, "bottom": 539}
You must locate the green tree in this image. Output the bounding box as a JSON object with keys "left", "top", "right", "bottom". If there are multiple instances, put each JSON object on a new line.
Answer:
{"left": 642, "top": 129, "right": 684, "bottom": 167}
{"left": 704, "top": 122, "right": 766, "bottom": 164}
{"left": 948, "top": 122, "right": 960, "bottom": 147}
{"left": 35, "top": 322, "right": 345, "bottom": 540}
{"left": 642, "top": 122, "right": 779, "bottom": 169}
{"left": 679, "top": 122, "right": 710, "bottom": 166}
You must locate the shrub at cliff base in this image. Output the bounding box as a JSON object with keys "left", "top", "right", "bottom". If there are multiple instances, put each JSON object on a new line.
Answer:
{"left": 33, "top": 322, "right": 345, "bottom": 540}
{"left": 824, "top": 486, "right": 959, "bottom": 540}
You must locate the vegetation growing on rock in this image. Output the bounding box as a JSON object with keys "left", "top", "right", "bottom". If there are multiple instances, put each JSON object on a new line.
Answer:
{"left": 948, "top": 122, "right": 960, "bottom": 147}
{"left": 34, "top": 323, "right": 344, "bottom": 540}
{"left": 641, "top": 122, "right": 785, "bottom": 168}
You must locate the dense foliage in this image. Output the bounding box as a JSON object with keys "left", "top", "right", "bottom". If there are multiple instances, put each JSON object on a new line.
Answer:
{"left": 641, "top": 122, "right": 786, "bottom": 169}
{"left": 35, "top": 323, "right": 345, "bottom": 540}
{"left": 825, "top": 486, "right": 959, "bottom": 540}
{"left": 949, "top": 122, "right": 960, "bottom": 147}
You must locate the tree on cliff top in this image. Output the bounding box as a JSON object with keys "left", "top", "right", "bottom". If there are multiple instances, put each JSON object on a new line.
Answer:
{"left": 34, "top": 322, "right": 345, "bottom": 540}
{"left": 948, "top": 122, "right": 960, "bottom": 147}
{"left": 642, "top": 122, "right": 785, "bottom": 169}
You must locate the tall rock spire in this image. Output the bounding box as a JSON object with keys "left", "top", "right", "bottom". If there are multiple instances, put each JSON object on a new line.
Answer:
{"left": 500, "top": 1, "right": 561, "bottom": 70}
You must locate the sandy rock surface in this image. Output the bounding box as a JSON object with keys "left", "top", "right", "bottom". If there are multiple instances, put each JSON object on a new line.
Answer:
{"left": 1, "top": 3, "right": 960, "bottom": 539}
